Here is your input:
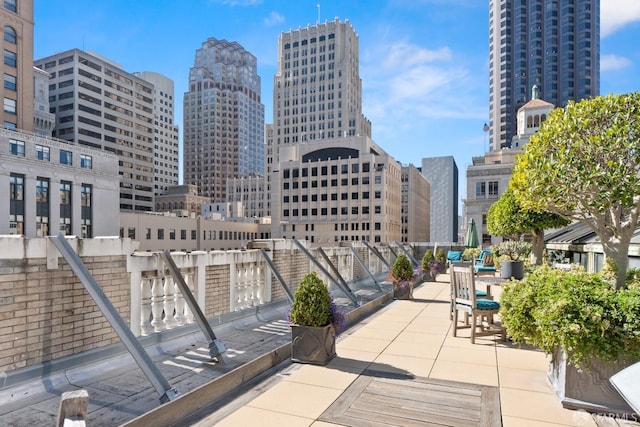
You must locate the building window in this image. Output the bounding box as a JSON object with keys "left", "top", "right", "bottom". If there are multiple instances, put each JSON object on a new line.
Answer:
{"left": 4, "top": 97, "right": 16, "bottom": 114}
{"left": 81, "top": 184, "right": 92, "bottom": 238}
{"left": 4, "top": 0, "right": 16, "bottom": 12}
{"left": 158, "top": 229, "right": 164, "bottom": 240}
{"left": 127, "top": 227, "right": 135, "bottom": 239}
{"left": 3, "top": 26, "right": 16, "bottom": 44}
{"left": 4, "top": 49, "right": 16, "bottom": 67}
{"left": 191, "top": 229, "right": 197, "bottom": 240}
{"left": 488, "top": 181, "right": 499, "bottom": 197}
{"left": 60, "top": 149, "right": 73, "bottom": 165}
{"left": 9, "top": 173, "right": 24, "bottom": 235}
{"left": 169, "top": 229, "right": 175, "bottom": 240}
{"left": 476, "top": 182, "right": 486, "bottom": 197}
{"left": 145, "top": 228, "right": 151, "bottom": 239}
{"left": 9, "top": 138, "right": 24, "bottom": 156}
{"left": 3, "top": 120, "right": 15, "bottom": 129}
{"left": 80, "top": 154, "right": 92, "bottom": 169}
{"left": 181, "top": 229, "right": 186, "bottom": 240}
{"left": 35, "top": 177, "right": 49, "bottom": 237}
{"left": 3, "top": 73, "right": 15, "bottom": 90}
{"left": 36, "top": 144, "right": 50, "bottom": 161}
{"left": 59, "top": 181, "right": 72, "bottom": 235}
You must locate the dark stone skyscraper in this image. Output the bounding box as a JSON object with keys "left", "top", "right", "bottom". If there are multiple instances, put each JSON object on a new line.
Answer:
{"left": 488, "top": 0, "right": 599, "bottom": 150}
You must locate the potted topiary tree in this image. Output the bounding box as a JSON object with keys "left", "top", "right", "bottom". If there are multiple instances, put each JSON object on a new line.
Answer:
{"left": 435, "top": 248, "right": 447, "bottom": 274}
{"left": 500, "top": 266, "right": 640, "bottom": 414}
{"left": 421, "top": 249, "right": 438, "bottom": 281}
{"left": 289, "top": 271, "right": 344, "bottom": 365}
{"left": 492, "top": 240, "right": 531, "bottom": 280}
{"left": 389, "top": 253, "right": 418, "bottom": 299}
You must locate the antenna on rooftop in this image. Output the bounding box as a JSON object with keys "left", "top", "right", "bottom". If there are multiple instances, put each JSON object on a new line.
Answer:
{"left": 317, "top": 3, "right": 320, "bottom": 24}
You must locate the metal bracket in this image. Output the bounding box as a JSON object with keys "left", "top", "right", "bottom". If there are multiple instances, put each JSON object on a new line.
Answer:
{"left": 292, "top": 238, "right": 359, "bottom": 306}
{"left": 350, "top": 246, "right": 383, "bottom": 291}
{"left": 258, "top": 248, "right": 294, "bottom": 303}
{"left": 362, "top": 240, "right": 390, "bottom": 268}
{"left": 394, "top": 241, "right": 420, "bottom": 267}
{"left": 48, "top": 235, "right": 178, "bottom": 403}
{"left": 159, "top": 251, "right": 228, "bottom": 362}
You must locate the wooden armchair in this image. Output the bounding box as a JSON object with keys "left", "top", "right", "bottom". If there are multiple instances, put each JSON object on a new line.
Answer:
{"left": 451, "top": 264, "right": 506, "bottom": 344}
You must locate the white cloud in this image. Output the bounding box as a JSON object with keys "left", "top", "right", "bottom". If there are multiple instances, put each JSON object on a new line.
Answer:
{"left": 601, "top": 0, "right": 640, "bottom": 37}
{"left": 601, "top": 54, "right": 632, "bottom": 72}
{"left": 264, "top": 11, "right": 284, "bottom": 27}
{"left": 382, "top": 43, "right": 452, "bottom": 69}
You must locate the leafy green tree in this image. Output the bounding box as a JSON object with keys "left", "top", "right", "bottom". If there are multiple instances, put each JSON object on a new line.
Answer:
{"left": 511, "top": 93, "right": 640, "bottom": 288}
{"left": 487, "top": 187, "right": 568, "bottom": 265}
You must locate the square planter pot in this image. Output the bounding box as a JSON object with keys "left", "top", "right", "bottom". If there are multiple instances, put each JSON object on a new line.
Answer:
{"left": 291, "top": 324, "right": 336, "bottom": 365}
{"left": 548, "top": 347, "right": 636, "bottom": 415}
{"left": 500, "top": 260, "right": 524, "bottom": 280}
{"left": 393, "top": 284, "right": 412, "bottom": 300}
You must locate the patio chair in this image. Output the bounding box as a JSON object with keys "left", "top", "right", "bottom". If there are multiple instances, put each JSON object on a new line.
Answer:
{"left": 451, "top": 264, "right": 506, "bottom": 344}
{"left": 449, "top": 262, "right": 491, "bottom": 320}
{"left": 474, "top": 251, "right": 497, "bottom": 276}
{"left": 446, "top": 250, "right": 463, "bottom": 270}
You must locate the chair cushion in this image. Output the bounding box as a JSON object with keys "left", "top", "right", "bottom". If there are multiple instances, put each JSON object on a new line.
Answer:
{"left": 475, "top": 266, "right": 496, "bottom": 272}
{"left": 475, "top": 290, "right": 488, "bottom": 297}
{"left": 476, "top": 299, "right": 500, "bottom": 310}
{"left": 447, "top": 251, "right": 463, "bottom": 262}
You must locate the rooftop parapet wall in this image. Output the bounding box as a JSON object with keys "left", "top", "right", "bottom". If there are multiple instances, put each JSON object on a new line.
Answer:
{"left": 0, "top": 236, "right": 389, "bottom": 376}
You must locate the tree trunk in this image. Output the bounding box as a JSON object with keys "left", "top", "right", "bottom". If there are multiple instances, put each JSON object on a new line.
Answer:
{"left": 602, "top": 244, "right": 630, "bottom": 290}
{"left": 530, "top": 228, "right": 545, "bottom": 265}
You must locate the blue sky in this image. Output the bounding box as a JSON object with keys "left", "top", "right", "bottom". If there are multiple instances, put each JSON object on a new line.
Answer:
{"left": 34, "top": 0, "right": 640, "bottom": 204}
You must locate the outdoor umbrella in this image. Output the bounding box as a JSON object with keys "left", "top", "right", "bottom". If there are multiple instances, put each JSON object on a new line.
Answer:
{"left": 464, "top": 218, "right": 480, "bottom": 248}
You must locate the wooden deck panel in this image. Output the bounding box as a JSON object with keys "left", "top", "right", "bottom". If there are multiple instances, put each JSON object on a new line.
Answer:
{"left": 319, "top": 369, "right": 501, "bottom": 426}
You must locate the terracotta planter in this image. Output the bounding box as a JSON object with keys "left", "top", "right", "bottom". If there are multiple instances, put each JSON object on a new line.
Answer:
{"left": 548, "top": 347, "right": 636, "bottom": 415}
{"left": 291, "top": 324, "right": 336, "bottom": 365}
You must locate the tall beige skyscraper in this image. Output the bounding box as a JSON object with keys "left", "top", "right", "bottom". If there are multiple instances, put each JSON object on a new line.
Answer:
{"left": 183, "top": 38, "right": 265, "bottom": 202}
{"left": 488, "top": 0, "right": 599, "bottom": 150}
{"left": 1, "top": 0, "right": 34, "bottom": 132}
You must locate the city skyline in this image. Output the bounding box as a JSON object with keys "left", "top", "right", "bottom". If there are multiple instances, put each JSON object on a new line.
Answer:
{"left": 34, "top": 0, "right": 640, "bottom": 202}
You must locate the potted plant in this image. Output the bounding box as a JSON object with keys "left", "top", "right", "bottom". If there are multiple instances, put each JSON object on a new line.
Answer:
{"left": 492, "top": 240, "right": 531, "bottom": 279}
{"left": 389, "top": 253, "right": 420, "bottom": 299}
{"left": 435, "top": 249, "right": 447, "bottom": 273}
{"left": 499, "top": 266, "right": 640, "bottom": 414}
{"left": 289, "top": 271, "right": 345, "bottom": 365}
{"left": 421, "top": 249, "right": 439, "bottom": 281}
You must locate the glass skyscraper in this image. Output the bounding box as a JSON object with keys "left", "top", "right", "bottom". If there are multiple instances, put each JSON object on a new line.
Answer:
{"left": 488, "top": 0, "right": 599, "bottom": 150}
{"left": 183, "top": 38, "right": 265, "bottom": 202}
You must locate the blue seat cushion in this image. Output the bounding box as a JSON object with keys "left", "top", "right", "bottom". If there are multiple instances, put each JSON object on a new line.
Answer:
{"left": 475, "top": 290, "right": 488, "bottom": 297}
{"left": 475, "top": 266, "right": 496, "bottom": 272}
{"left": 447, "top": 251, "right": 463, "bottom": 262}
{"left": 476, "top": 299, "right": 500, "bottom": 310}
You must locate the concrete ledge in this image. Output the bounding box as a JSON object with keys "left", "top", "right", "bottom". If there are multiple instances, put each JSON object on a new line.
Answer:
{"left": 121, "top": 288, "right": 393, "bottom": 426}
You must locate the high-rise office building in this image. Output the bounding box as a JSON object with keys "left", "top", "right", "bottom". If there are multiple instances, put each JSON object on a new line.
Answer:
{"left": 422, "top": 156, "right": 459, "bottom": 243}
{"left": 183, "top": 38, "right": 265, "bottom": 202}
{"left": 35, "top": 50, "right": 157, "bottom": 212}
{"left": 488, "top": 0, "right": 599, "bottom": 150}
{"left": 1, "top": 0, "right": 34, "bottom": 132}
{"left": 133, "top": 71, "right": 180, "bottom": 196}
{"left": 271, "top": 18, "right": 371, "bottom": 159}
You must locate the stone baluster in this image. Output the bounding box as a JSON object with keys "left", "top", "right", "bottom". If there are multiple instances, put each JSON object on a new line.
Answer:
{"left": 254, "top": 263, "right": 263, "bottom": 305}
{"left": 183, "top": 272, "right": 195, "bottom": 324}
{"left": 140, "top": 277, "right": 153, "bottom": 336}
{"left": 150, "top": 276, "right": 165, "bottom": 333}
{"left": 163, "top": 274, "right": 177, "bottom": 329}
{"left": 174, "top": 280, "right": 186, "bottom": 326}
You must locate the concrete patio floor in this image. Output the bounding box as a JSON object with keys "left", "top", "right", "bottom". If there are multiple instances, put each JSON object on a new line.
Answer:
{"left": 194, "top": 277, "right": 636, "bottom": 427}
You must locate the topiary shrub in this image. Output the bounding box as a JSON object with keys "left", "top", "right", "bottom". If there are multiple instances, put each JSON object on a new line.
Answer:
{"left": 289, "top": 271, "right": 332, "bottom": 327}
{"left": 391, "top": 253, "right": 414, "bottom": 282}
{"left": 421, "top": 249, "right": 435, "bottom": 271}
{"left": 500, "top": 266, "right": 640, "bottom": 368}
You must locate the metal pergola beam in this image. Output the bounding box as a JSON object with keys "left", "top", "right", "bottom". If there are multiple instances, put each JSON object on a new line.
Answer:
{"left": 362, "top": 240, "right": 390, "bottom": 268}
{"left": 394, "top": 241, "right": 420, "bottom": 267}
{"left": 350, "top": 246, "right": 383, "bottom": 292}
{"left": 292, "top": 238, "right": 359, "bottom": 306}
{"left": 159, "top": 251, "right": 227, "bottom": 361}
{"left": 258, "top": 248, "right": 294, "bottom": 304}
{"left": 49, "top": 235, "right": 178, "bottom": 403}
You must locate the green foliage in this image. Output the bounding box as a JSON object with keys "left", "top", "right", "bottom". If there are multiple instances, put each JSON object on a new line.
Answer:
{"left": 435, "top": 249, "right": 446, "bottom": 264}
{"left": 463, "top": 247, "right": 480, "bottom": 261}
{"left": 492, "top": 240, "right": 531, "bottom": 261}
{"left": 421, "top": 249, "right": 435, "bottom": 270}
{"left": 511, "top": 93, "right": 640, "bottom": 288}
{"left": 391, "top": 253, "right": 414, "bottom": 281}
{"left": 289, "top": 272, "right": 332, "bottom": 327}
{"left": 500, "top": 266, "right": 640, "bottom": 368}
{"left": 487, "top": 187, "right": 568, "bottom": 241}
